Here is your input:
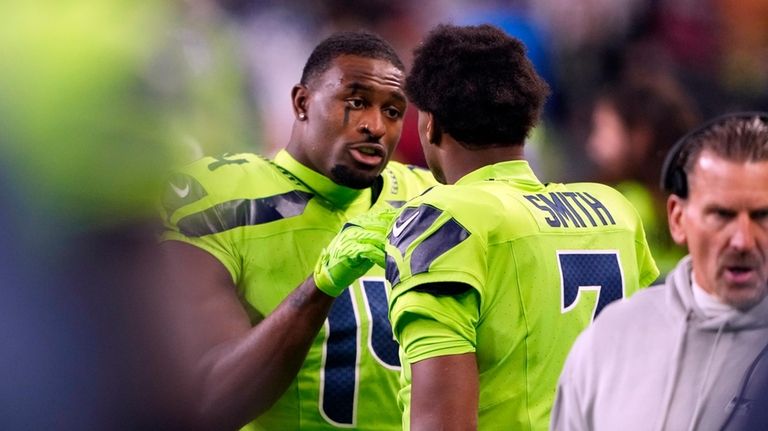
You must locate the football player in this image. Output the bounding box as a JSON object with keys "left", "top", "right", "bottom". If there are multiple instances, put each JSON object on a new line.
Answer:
{"left": 384, "top": 24, "right": 659, "bottom": 430}
{"left": 161, "top": 31, "right": 435, "bottom": 430}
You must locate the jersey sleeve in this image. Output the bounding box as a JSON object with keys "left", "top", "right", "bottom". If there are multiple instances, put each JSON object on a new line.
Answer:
{"left": 160, "top": 156, "right": 249, "bottom": 283}
{"left": 391, "top": 288, "right": 480, "bottom": 363}
{"left": 386, "top": 190, "right": 488, "bottom": 363}
{"left": 385, "top": 196, "right": 487, "bottom": 292}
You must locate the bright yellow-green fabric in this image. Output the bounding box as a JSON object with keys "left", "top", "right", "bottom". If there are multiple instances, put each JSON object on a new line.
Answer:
{"left": 616, "top": 180, "right": 685, "bottom": 277}
{"left": 387, "top": 160, "right": 659, "bottom": 430}
{"left": 392, "top": 290, "right": 480, "bottom": 362}
{"left": 162, "top": 150, "right": 436, "bottom": 430}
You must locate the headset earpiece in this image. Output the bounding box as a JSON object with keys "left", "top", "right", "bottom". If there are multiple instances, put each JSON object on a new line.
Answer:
{"left": 660, "top": 132, "right": 689, "bottom": 198}
{"left": 666, "top": 166, "right": 688, "bottom": 198}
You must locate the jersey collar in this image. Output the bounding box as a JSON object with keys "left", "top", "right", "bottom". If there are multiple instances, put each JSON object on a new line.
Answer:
{"left": 274, "top": 150, "right": 370, "bottom": 209}
{"left": 455, "top": 160, "right": 543, "bottom": 190}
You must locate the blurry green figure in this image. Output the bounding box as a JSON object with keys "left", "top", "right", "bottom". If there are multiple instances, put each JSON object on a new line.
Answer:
{"left": 587, "top": 75, "right": 700, "bottom": 277}
{"left": 0, "top": 2, "right": 255, "bottom": 228}
{"left": 0, "top": 1, "right": 172, "bottom": 227}
{"left": 0, "top": 1, "right": 254, "bottom": 429}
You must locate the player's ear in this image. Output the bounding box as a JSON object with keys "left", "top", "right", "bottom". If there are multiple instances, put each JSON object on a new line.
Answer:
{"left": 667, "top": 194, "right": 687, "bottom": 246}
{"left": 427, "top": 112, "right": 443, "bottom": 146}
{"left": 292, "top": 84, "right": 309, "bottom": 121}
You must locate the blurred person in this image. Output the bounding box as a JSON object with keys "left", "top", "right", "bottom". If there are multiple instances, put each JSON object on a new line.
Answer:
{"left": 552, "top": 113, "right": 768, "bottom": 430}
{"left": 381, "top": 24, "right": 658, "bottom": 430}
{"left": 587, "top": 76, "right": 700, "bottom": 275}
{"left": 0, "top": 1, "right": 193, "bottom": 429}
{"left": 160, "top": 31, "right": 436, "bottom": 430}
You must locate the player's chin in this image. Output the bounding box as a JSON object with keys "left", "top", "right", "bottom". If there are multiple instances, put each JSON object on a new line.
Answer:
{"left": 331, "top": 164, "right": 381, "bottom": 189}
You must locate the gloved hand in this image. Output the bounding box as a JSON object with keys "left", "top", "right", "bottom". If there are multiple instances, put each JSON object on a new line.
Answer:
{"left": 313, "top": 207, "right": 396, "bottom": 297}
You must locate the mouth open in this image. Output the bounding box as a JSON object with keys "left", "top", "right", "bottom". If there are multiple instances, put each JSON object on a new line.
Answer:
{"left": 349, "top": 144, "right": 386, "bottom": 168}
{"left": 724, "top": 266, "right": 757, "bottom": 285}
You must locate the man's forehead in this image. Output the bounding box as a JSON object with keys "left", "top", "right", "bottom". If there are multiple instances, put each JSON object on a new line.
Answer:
{"left": 315, "top": 55, "right": 404, "bottom": 88}
{"left": 688, "top": 150, "right": 768, "bottom": 204}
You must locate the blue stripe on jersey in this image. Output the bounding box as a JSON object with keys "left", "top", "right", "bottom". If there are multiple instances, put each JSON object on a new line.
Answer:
{"left": 411, "top": 218, "right": 470, "bottom": 275}
{"left": 388, "top": 204, "right": 442, "bottom": 255}
{"left": 385, "top": 255, "right": 400, "bottom": 287}
{"left": 177, "top": 190, "right": 312, "bottom": 237}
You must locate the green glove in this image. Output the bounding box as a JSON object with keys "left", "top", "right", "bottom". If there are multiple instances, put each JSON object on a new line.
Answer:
{"left": 314, "top": 208, "right": 396, "bottom": 297}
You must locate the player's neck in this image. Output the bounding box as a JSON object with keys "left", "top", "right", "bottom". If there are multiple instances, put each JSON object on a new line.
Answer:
{"left": 441, "top": 138, "right": 525, "bottom": 184}
{"left": 274, "top": 150, "right": 367, "bottom": 208}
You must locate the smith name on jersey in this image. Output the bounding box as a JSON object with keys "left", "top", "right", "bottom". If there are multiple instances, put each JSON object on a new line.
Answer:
{"left": 386, "top": 160, "right": 658, "bottom": 430}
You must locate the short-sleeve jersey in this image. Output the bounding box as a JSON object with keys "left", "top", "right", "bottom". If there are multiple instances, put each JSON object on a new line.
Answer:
{"left": 386, "top": 161, "right": 658, "bottom": 430}
{"left": 161, "top": 150, "right": 436, "bottom": 430}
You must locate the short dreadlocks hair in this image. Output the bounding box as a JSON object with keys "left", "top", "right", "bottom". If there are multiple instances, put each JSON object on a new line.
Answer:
{"left": 406, "top": 24, "right": 549, "bottom": 148}
{"left": 300, "top": 31, "right": 405, "bottom": 86}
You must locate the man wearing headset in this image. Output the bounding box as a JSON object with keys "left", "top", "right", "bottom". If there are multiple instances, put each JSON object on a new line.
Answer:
{"left": 551, "top": 113, "right": 768, "bottom": 431}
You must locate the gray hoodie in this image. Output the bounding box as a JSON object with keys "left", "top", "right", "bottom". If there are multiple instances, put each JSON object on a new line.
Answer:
{"left": 550, "top": 256, "right": 768, "bottom": 431}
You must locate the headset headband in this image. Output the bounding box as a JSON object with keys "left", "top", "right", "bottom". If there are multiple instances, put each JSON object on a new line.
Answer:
{"left": 660, "top": 111, "right": 768, "bottom": 197}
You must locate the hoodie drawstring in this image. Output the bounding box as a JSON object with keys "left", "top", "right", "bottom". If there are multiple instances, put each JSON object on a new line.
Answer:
{"left": 687, "top": 320, "right": 728, "bottom": 431}
{"left": 655, "top": 312, "right": 691, "bottom": 431}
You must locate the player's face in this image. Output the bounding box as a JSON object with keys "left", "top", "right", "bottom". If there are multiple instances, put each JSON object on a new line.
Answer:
{"left": 298, "top": 55, "right": 406, "bottom": 189}
{"left": 668, "top": 149, "right": 768, "bottom": 310}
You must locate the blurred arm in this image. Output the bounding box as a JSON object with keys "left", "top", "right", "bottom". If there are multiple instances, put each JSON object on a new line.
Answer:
{"left": 161, "top": 240, "right": 334, "bottom": 430}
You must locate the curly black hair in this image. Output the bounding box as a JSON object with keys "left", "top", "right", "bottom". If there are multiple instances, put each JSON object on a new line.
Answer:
{"left": 300, "top": 31, "right": 404, "bottom": 86}
{"left": 405, "top": 24, "right": 550, "bottom": 148}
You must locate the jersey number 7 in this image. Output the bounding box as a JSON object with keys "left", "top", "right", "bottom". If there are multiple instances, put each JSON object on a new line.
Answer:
{"left": 558, "top": 251, "right": 625, "bottom": 321}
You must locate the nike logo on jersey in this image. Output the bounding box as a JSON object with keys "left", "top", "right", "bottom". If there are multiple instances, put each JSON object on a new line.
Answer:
{"left": 162, "top": 173, "right": 209, "bottom": 221}
{"left": 392, "top": 210, "right": 420, "bottom": 237}
{"left": 171, "top": 181, "right": 191, "bottom": 198}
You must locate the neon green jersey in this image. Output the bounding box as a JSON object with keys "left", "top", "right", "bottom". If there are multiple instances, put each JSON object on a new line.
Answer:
{"left": 386, "top": 161, "right": 658, "bottom": 430}
{"left": 162, "top": 150, "right": 436, "bottom": 430}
